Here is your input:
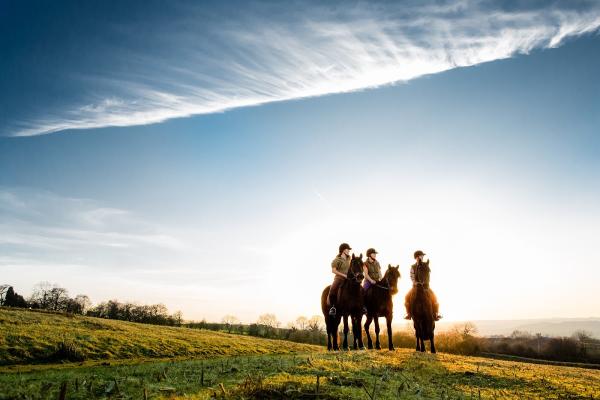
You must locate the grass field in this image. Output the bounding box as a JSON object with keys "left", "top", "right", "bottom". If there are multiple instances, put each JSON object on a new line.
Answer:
{"left": 0, "top": 307, "right": 320, "bottom": 366}
{"left": 1, "top": 308, "right": 599, "bottom": 399}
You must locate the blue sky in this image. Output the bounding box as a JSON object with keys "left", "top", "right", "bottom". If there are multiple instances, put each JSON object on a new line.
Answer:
{"left": 1, "top": 1, "right": 599, "bottom": 323}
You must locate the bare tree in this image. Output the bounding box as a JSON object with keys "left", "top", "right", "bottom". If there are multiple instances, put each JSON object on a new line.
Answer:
{"left": 29, "top": 282, "right": 69, "bottom": 310}
{"left": 307, "top": 315, "right": 324, "bottom": 332}
{"left": 222, "top": 315, "right": 239, "bottom": 333}
{"left": 257, "top": 313, "right": 280, "bottom": 329}
{"left": 0, "top": 284, "right": 9, "bottom": 305}
{"left": 73, "top": 294, "right": 92, "bottom": 314}
{"left": 172, "top": 310, "right": 183, "bottom": 326}
{"left": 295, "top": 316, "right": 309, "bottom": 330}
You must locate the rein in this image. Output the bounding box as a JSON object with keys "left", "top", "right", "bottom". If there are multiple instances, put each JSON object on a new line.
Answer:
{"left": 373, "top": 275, "right": 392, "bottom": 291}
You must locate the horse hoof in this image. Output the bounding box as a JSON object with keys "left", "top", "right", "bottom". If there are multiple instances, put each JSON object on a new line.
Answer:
{"left": 389, "top": 347, "right": 395, "bottom": 351}
{"left": 359, "top": 346, "right": 366, "bottom": 350}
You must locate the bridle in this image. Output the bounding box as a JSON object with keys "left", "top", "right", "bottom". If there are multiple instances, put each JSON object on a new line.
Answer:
{"left": 348, "top": 262, "right": 364, "bottom": 284}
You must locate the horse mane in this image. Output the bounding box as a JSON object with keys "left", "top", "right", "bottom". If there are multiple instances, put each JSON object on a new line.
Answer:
{"left": 380, "top": 265, "right": 400, "bottom": 294}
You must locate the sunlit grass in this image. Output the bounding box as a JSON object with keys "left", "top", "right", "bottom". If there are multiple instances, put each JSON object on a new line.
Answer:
{"left": 1, "top": 307, "right": 599, "bottom": 399}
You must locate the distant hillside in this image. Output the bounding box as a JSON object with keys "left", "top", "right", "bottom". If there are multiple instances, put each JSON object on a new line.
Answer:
{"left": 435, "top": 318, "right": 600, "bottom": 337}
{"left": 0, "top": 307, "right": 321, "bottom": 366}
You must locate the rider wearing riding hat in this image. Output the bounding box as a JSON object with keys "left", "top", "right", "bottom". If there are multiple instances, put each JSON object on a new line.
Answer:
{"left": 327, "top": 242, "right": 352, "bottom": 316}
{"left": 404, "top": 250, "right": 442, "bottom": 321}
{"left": 362, "top": 248, "right": 382, "bottom": 291}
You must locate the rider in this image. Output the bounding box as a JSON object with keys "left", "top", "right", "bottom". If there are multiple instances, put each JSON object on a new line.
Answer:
{"left": 362, "top": 248, "right": 382, "bottom": 291}
{"left": 404, "top": 250, "right": 441, "bottom": 321}
{"left": 328, "top": 242, "right": 351, "bottom": 316}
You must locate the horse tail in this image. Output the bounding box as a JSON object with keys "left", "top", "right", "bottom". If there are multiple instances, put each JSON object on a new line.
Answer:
{"left": 321, "top": 286, "right": 331, "bottom": 317}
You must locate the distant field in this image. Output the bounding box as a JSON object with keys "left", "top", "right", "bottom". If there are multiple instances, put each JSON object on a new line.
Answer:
{"left": 0, "top": 307, "right": 320, "bottom": 366}
{"left": 1, "top": 308, "right": 599, "bottom": 399}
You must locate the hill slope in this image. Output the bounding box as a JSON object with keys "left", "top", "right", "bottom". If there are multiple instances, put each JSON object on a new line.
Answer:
{"left": 0, "top": 307, "right": 320, "bottom": 366}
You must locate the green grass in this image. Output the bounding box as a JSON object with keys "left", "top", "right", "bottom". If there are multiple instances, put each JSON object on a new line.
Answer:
{"left": 0, "top": 307, "right": 320, "bottom": 366}
{"left": 1, "top": 349, "right": 599, "bottom": 399}
{"left": 2, "top": 307, "right": 599, "bottom": 399}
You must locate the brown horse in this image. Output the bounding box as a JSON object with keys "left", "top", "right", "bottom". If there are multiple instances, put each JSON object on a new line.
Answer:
{"left": 409, "top": 260, "right": 436, "bottom": 353}
{"left": 363, "top": 265, "right": 400, "bottom": 350}
{"left": 321, "top": 254, "right": 365, "bottom": 351}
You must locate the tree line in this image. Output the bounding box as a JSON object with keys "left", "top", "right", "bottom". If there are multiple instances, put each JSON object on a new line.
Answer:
{"left": 185, "top": 313, "right": 327, "bottom": 345}
{"left": 0, "top": 283, "right": 183, "bottom": 326}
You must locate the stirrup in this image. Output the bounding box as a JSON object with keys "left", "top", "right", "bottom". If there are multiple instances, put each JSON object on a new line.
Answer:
{"left": 404, "top": 315, "right": 411, "bottom": 320}
{"left": 362, "top": 306, "right": 368, "bottom": 315}
{"left": 329, "top": 306, "right": 337, "bottom": 316}
{"left": 434, "top": 314, "right": 442, "bottom": 321}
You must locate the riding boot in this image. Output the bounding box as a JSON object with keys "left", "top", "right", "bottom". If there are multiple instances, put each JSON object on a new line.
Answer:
{"left": 328, "top": 276, "right": 344, "bottom": 316}
{"left": 404, "top": 302, "right": 411, "bottom": 320}
{"left": 433, "top": 301, "right": 441, "bottom": 320}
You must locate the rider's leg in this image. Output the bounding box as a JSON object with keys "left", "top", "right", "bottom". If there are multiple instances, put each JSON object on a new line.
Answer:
{"left": 429, "top": 288, "right": 441, "bottom": 320}
{"left": 328, "top": 276, "right": 343, "bottom": 315}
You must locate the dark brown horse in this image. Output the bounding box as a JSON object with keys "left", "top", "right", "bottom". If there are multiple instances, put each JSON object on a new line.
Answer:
{"left": 321, "top": 254, "right": 365, "bottom": 351}
{"left": 363, "top": 265, "right": 400, "bottom": 350}
{"left": 409, "top": 260, "right": 436, "bottom": 353}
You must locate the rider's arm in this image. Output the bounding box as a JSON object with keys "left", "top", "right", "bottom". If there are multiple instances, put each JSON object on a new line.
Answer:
{"left": 363, "top": 265, "right": 375, "bottom": 283}
{"left": 410, "top": 265, "right": 416, "bottom": 284}
{"left": 331, "top": 259, "right": 347, "bottom": 278}
{"left": 332, "top": 267, "right": 347, "bottom": 278}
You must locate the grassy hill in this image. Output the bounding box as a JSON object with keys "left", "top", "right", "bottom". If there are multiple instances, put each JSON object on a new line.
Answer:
{"left": 1, "top": 307, "right": 599, "bottom": 399}
{"left": 0, "top": 307, "right": 320, "bottom": 366}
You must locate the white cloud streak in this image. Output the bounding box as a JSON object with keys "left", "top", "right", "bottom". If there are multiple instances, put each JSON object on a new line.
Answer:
{"left": 11, "top": 0, "right": 600, "bottom": 136}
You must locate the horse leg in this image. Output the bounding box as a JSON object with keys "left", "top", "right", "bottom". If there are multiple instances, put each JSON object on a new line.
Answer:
{"left": 355, "top": 314, "right": 365, "bottom": 349}
{"left": 415, "top": 331, "right": 420, "bottom": 352}
{"left": 342, "top": 315, "right": 349, "bottom": 350}
{"left": 430, "top": 333, "right": 436, "bottom": 354}
{"left": 386, "top": 314, "right": 394, "bottom": 351}
{"left": 414, "top": 322, "right": 421, "bottom": 352}
{"left": 326, "top": 317, "right": 332, "bottom": 351}
{"left": 364, "top": 315, "right": 373, "bottom": 349}
{"left": 351, "top": 315, "right": 359, "bottom": 350}
{"left": 374, "top": 317, "right": 381, "bottom": 350}
{"left": 420, "top": 335, "right": 426, "bottom": 352}
{"left": 332, "top": 316, "right": 340, "bottom": 351}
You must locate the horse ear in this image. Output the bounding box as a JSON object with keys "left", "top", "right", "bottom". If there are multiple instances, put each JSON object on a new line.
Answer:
{"left": 352, "top": 253, "right": 355, "bottom": 259}
{"left": 359, "top": 253, "right": 363, "bottom": 260}
{"left": 395, "top": 265, "right": 399, "bottom": 270}
{"left": 387, "top": 264, "right": 392, "bottom": 268}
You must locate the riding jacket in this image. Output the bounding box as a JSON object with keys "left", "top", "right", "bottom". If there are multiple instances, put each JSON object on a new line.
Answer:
{"left": 364, "top": 258, "right": 382, "bottom": 282}
{"left": 410, "top": 262, "right": 431, "bottom": 287}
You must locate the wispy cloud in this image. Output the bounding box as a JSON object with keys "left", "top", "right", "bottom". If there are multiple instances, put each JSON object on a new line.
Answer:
{"left": 8, "top": 0, "right": 600, "bottom": 136}
{"left": 0, "top": 187, "right": 185, "bottom": 252}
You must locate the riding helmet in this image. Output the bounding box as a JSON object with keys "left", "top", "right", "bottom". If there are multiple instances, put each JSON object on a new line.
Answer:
{"left": 339, "top": 243, "right": 352, "bottom": 253}
{"left": 414, "top": 250, "right": 426, "bottom": 259}
{"left": 366, "top": 248, "right": 378, "bottom": 257}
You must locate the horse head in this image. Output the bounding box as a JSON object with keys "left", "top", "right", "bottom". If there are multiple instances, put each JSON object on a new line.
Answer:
{"left": 385, "top": 264, "right": 401, "bottom": 294}
{"left": 348, "top": 253, "right": 365, "bottom": 284}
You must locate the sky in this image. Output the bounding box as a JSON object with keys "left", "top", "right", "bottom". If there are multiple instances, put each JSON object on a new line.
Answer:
{"left": 1, "top": 0, "right": 599, "bottom": 324}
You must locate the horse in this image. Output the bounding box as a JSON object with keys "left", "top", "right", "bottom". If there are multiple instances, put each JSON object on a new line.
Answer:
{"left": 321, "top": 253, "right": 365, "bottom": 351}
{"left": 363, "top": 265, "right": 400, "bottom": 350}
{"left": 409, "top": 260, "right": 436, "bottom": 353}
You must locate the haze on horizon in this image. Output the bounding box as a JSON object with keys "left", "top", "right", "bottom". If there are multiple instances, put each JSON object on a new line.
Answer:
{"left": 1, "top": 0, "right": 599, "bottom": 325}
